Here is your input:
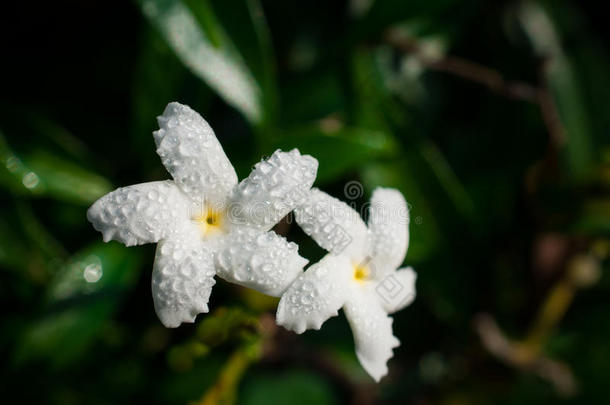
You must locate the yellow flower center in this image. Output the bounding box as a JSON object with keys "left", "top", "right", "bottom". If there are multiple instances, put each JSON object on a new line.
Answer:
{"left": 193, "top": 207, "right": 225, "bottom": 238}
{"left": 353, "top": 264, "right": 370, "bottom": 282}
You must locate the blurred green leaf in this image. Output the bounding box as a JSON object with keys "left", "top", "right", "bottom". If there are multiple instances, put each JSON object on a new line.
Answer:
{"left": 0, "top": 200, "right": 63, "bottom": 280}
{"left": 572, "top": 46, "right": 610, "bottom": 150}
{"left": 351, "top": 48, "right": 410, "bottom": 132}
{"left": 535, "top": 0, "right": 610, "bottom": 169}
{"left": 419, "top": 140, "right": 475, "bottom": 221}
{"left": 131, "top": 27, "right": 202, "bottom": 171}
{"left": 15, "top": 242, "right": 142, "bottom": 368}
{"left": 24, "top": 150, "right": 112, "bottom": 205}
{"left": 518, "top": 2, "right": 595, "bottom": 180}
{"left": 351, "top": 48, "right": 474, "bottom": 223}
{"left": 0, "top": 131, "right": 112, "bottom": 204}
{"left": 138, "top": 0, "right": 263, "bottom": 124}
{"left": 351, "top": 0, "right": 463, "bottom": 41}
{"left": 161, "top": 353, "right": 224, "bottom": 403}
{"left": 208, "top": 0, "right": 278, "bottom": 123}
{"left": 270, "top": 125, "right": 396, "bottom": 184}
{"left": 574, "top": 199, "right": 610, "bottom": 235}
{"left": 0, "top": 216, "right": 30, "bottom": 273}
{"left": 15, "top": 201, "right": 68, "bottom": 262}
{"left": 239, "top": 369, "right": 339, "bottom": 405}
{"left": 280, "top": 69, "right": 346, "bottom": 124}
{"left": 29, "top": 115, "right": 94, "bottom": 164}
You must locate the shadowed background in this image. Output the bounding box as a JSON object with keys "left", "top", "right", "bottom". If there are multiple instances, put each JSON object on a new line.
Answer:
{"left": 1, "top": 0, "right": 609, "bottom": 403}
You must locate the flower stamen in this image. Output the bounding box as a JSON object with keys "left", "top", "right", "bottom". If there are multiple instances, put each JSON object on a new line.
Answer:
{"left": 193, "top": 207, "right": 225, "bottom": 238}
{"left": 353, "top": 264, "right": 370, "bottom": 282}
{"left": 353, "top": 256, "right": 372, "bottom": 282}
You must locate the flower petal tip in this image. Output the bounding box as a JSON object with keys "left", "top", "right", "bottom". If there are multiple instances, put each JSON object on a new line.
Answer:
{"left": 357, "top": 353, "right": 390, "bottom": 383}
{"left": 156, "top": 302, "right": 210, "bottom": 329}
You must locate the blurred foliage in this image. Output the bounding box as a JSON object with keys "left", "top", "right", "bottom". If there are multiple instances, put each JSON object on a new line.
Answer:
{"left": 1, "top": 0, "right": 609, "bottom": 404}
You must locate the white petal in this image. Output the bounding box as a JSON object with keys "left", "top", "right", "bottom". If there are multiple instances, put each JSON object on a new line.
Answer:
{"left": 215, "top": 228, "right": 308, "bottom": 296}
{"left": 295, "top": 189, "right": 368, "bottom": 259}
{"left": 154, "top": 102, "right": 238, "bottom": 203}
{"left": 152, "top": 230, "right": 216, "bottom": 328}
{"left": 376, "top": 267, "right": 417, "bottom": 314}
{"left": 344, "top": 291, "right": 400, "bottom": 382}
{"left": 367, "top": 187, "right": 409, "bottom": 277}
{"left": 276, "top": 254, "right": 352, "bottom": 334}
{"left": 227, "top": 149, "right": 318, "bottom": 231}
{"left": 87, "top": 181, "right": 191, "bottom": 247}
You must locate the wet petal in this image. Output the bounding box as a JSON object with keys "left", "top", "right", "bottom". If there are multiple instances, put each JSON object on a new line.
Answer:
{"left": 227, "top": 149, "right": 317, "bottom": 231}
{"left": 87, "top": 181, "right": 191, "bottom": 247}
{"left": 152, "top": 229, "right": 216, "bottom": 328}
{"left": 276, "top": 254, "right": 352, "bottom": 333}
{"left": 344, "top": 291, "right": 400, "bottom": 382}
{"left": 154, "top": 102, "right": 237, "bottom": 203}
{"left": 295, "top": 189, "right": 368, "bottom": 259}
{"left": 376, "top": 267, "right": 417, "bottom": 314}
{"left": 367, "top": 187, "right": 409, "bottom": 278}
{"left": 215, "top": 228, "right": 307, "bottom": 296}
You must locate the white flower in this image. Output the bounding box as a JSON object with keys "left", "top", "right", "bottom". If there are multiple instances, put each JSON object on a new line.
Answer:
{"left": 276, "top": 187, "right": 416, "bottom": 381}
{"left": 87, "top": 102, "right": 317, "bottom": 328}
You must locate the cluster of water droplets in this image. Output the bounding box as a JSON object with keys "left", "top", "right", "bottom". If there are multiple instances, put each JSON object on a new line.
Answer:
{"left": 88, "top": 180, "right": 190, "bottom": 247}
{"left": 229, "top": 149, "right": 318, "bottom": 229}
{"left": 343, "top": 296, "right": 400, "bottom": 381}
{"left": 152, "top": 237, "right": 216, "bottom": 328}
{"left": 277, "top": 256, "right": 353, "bottom": 333}
{"left": 154, "top": 102, "right": 237, "bottom": 204}
{"left": 366, "top": 188, "right": 409, "bottom": 274}
{"left": 215, "top": 228, "right": 306, "bottom": 297}
{"left": 294, "top": 189, "right": 364, "bottom": 256}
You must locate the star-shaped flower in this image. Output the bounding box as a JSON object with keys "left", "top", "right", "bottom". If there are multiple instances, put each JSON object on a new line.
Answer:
{"left": 87, "top": 102, "right": 317, "bottom": 328}
{"left": 276, "top": 187, "right": 416, "bottom": 381}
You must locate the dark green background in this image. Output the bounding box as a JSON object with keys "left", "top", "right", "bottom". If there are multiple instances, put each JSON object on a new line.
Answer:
{"left": 1, "top": 0, "right": 609, "bottom": 403}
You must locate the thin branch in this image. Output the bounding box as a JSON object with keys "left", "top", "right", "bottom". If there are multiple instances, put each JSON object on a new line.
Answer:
{"left": 474, "top": 313, "right": 578, "bottom": 397}
{"left": 385, "top": 31, "right": 567, "bottom": 152}
{"left": 386, "top": 32, "right": 539, "bottom": 102}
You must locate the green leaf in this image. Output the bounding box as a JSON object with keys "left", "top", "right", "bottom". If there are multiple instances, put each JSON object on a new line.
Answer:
{"left": 0, "top": 216, "right": 30, "bottom": 273}
{"left": 418, "top": 140, "right": 475, "bottom": 221}
{"left": 239, "top": 369, "right": 339, "bottom": 405}
{"left": 208, "top": 0, "right": 278, "bottom": 123}
{"left": 137, "top": 0, "right": 263, "bottom": 124}
{"left": 351, "top": 0, "right": 463, "bottom": 41}
{"left": 280, "top": 69, "right": 346, "bottom": 124}
{"left": 0, "top": 199, "right": 65, "bottom": 278}
{"left": 131, "top": 26, "right": 203, "bottom": 171}
{"left": 15, "top": 201, "right": 68, "bottom": 262}
{"left": 518, "top": 2, "right": 595, "bottom": 180}
{"left": 574, "top": 199, "right": 610, "bottom": 235}
{"left": 351, "top": 49, "right": 474, "bottom": 222}
{"left": 23, "top": 150, "right": 112, "bottom": 205}
{"left": 28, "top": 115, "right": 95, "bottom": 164}
{"left": 14, "top": 243, "right": 142, "bottom": 368}
{"left": 351, "top": 48, "right": 410, "bottom": 132}
{"left": 0, "top": 130, "right": 112, "bottom": 204}
{"left": 269, "top": 125, "right": 396, "bottom": 184}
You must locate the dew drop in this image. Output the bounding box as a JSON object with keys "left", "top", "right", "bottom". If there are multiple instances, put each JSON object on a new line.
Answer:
{"left": 83, "top": 262, "right": 103, "bottom": 283}
{"left": 22, "top": 172, "right": 40, "bottom": 189}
